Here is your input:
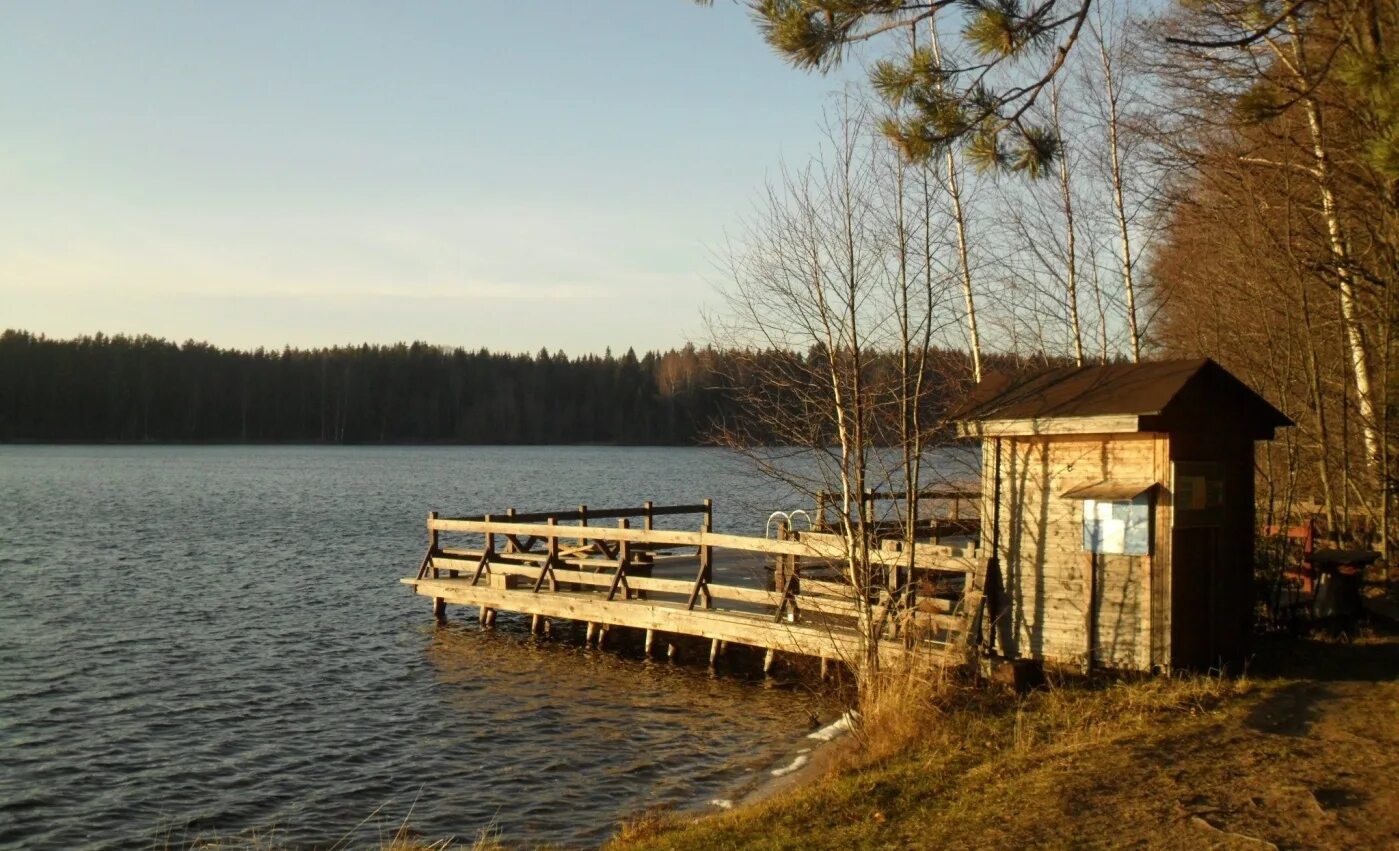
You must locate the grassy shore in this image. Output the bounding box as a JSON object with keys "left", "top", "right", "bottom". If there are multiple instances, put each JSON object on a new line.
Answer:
{"left": 606, "top": 627, "right": 1399, "bottom": 851}
{"left": 184, "top": 625, "right": 1397, "bottom": 850}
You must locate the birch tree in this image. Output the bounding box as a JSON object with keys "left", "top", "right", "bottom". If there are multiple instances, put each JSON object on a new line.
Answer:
{"left": 1086, "top": 5, "right": 1145, "bottom": 361}
{"left": 711, "top": 102, "right": 971, "bottom": 679}
{"left": 1151, "top": 0, "right": 1398, "bottom": 548}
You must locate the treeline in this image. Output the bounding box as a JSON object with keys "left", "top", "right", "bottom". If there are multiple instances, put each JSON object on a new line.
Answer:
{"left": 0, "top": 330, "right": 734, "bottom": 444}
{"left": 1148, "top": 1, "right": 1398, "bottom": 538}
{"left": 0, "top": 330, "right": 996, "bottom": 445}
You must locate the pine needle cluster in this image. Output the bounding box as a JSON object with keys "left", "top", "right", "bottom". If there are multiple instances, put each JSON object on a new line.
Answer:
{"left": 1336, "top": 37, "right": 1399, "bottom": 179}
{"left": 750, "top": 0, "right": 1083, "bottom": 177}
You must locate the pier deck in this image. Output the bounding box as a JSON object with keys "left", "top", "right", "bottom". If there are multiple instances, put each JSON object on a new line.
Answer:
{"left": 401, "top": 500, "right": 982, "bottom": 670}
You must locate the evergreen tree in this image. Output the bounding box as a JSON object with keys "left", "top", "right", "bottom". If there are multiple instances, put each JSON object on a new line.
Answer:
{"left": 733, "top": 0, "right": 1094, "bottom": 173}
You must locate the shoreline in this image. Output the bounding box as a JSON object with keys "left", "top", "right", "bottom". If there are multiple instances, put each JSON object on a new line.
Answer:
{"left": 607, "top": 630, "right": 1399, "bottom": 850}
{"left": 706, "top": 713, "right": 857, "bottom": 813}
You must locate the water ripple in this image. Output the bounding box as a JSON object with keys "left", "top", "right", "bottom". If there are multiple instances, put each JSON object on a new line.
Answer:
{"left": 0, "top": 446, "right": 852, "bottom": 849}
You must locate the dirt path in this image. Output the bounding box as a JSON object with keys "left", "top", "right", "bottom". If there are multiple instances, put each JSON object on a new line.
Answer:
{"left": 1160, "top": 634, "right": 1399, "bottom": 849}
{"left": 955, "top": 633, "right": 1399, "bottom": 850}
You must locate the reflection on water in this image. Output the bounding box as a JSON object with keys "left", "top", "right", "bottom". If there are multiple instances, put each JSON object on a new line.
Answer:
{"left": 0, "top": 446, "right": 867, "bottom": 849}
{"left": 420, "top": 621, "right": 833, "bottom": 843}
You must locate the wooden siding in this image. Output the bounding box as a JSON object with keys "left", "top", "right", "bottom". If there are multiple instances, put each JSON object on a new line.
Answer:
{"left": 957, "top": 414, "right": 1142, "bottom": 438}
{"left": 981, "top": 433, "right": 1171, "bottom": 670}
{"left": 1150, "top": 435, "right": 1173, "bottom": 669}
{"left": 1168, "top": 431, "right": 1257, "bottom": 671}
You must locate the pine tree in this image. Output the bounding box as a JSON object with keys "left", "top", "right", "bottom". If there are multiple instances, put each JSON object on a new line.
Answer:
{"left": 737, "top": 0, "right": 1093, "bottom": 173}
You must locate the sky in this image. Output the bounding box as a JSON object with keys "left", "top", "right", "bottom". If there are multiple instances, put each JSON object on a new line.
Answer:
{"left": 0, "top": 1, "right": 861, "bottom": 355}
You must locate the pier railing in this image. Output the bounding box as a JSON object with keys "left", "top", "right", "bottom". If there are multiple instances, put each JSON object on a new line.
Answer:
{"left": 448, "top": 499, "right": 713, "bottom": 532}
{"left": 412, "top": 501, "right": 980, "bottom": 642}
{"left": 813, "top": 488, "right": 982, "bottom": 539}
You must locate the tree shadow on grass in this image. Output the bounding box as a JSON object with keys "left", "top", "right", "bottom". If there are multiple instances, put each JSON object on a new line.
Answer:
{"left": 1248, "top": 622, "right": 1399, "bottom": 684}
{"left": 1244, "top": 680, "right": 1331, "bottom": 736}
{"left": 1243, "top": 623, "right": 1398, "bottom": 736}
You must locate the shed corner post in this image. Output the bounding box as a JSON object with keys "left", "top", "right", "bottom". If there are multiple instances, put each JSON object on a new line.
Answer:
{"left": 984, "top": 436, "right": 1005, "bottom": 654}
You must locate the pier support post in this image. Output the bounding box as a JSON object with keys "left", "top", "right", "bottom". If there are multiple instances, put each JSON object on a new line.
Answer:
{"left": 530, "top": 614, "right": 541, "bottom": 635}
{"left": 820, "top": 657, "right": 830, "bottom": 680}
{"left": 763, "top": 648, "right": 775, "bottom": 674}
{"left": 644, "top": 629, "right": 655, "bottom": 657}
{"left": 427, "top": 512, "right": 440, "bottom": 579}
{"left": 586, "top": 622, "right": 597, "bottom": 645}
{"left": 667, "top": 642, "right": 677, "bottom": 661}
{"left": 709, "top": 638, "right": 720, "bottom": 667}
{"left": 433, "top": 597, "right": 446, "bottom": 625}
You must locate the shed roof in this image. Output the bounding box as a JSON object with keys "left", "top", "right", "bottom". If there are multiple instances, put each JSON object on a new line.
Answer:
{"left": 953, "top": 358, "right": 1292, "bottom": 439}
{"left": 1061, "top": 481, "right": 1158, "bottom": 501}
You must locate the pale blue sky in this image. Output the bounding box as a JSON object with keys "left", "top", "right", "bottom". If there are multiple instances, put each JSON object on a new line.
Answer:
{"left": 0, "top": 1, "right": 858, "bottom": 354}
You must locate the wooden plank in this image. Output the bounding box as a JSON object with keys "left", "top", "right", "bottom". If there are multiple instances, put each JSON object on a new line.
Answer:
{"left": 1085, "top": 551, "right": 1096, "bottom": 668}
{"left": 431, "top": 555, "right": 783, "bottom": 606}
{"left": 403, "top": 577, "right": 925, "bottom": 662}
{"left": 433, "top": 519, "right": 975, "bottom": 573}
{"left": 956, "top": 415, "right": 1142, "bottom": 438}
{"left": 431, "top": 518, "right": 809, "bottom": 555}
{"left": 607, "top": 519, "right": 632, "bottom": 601}
{"left": 859, "top": 489, "right": 980, "bottom": 501}
{"left": 443, "top": 503, "right": 711, "bottom": 524}
{"left": 908, "top": 610, "right": 967, "bottom": 632}
{"left": 800, "top": 578, "right": 855, "bottom": 599}
{"left": 793, "top": 595, "right": 966, "bottom": 631}
{"left": 797, "top": 533, "right": 974, "bottom": 572}
{"left": 907, "top": 552, "right": 980, "bottom": 572}
{"left": 441, "top": 547, "right": 624, "bottom": 569}
{"left": 794, "top": 594, "right": 863, "bottom": 618}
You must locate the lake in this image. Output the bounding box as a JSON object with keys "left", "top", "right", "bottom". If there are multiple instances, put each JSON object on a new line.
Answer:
{"left": 0, "top": 446, "right": 863, "bottom": 849}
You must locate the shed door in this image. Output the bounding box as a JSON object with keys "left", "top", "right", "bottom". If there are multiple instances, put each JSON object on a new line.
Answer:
{"left": 1172, "top": 526, "right": 1220, "bottom": 669}
{"left": 1093, "top": 554, "right": 1144, "bottom": 669}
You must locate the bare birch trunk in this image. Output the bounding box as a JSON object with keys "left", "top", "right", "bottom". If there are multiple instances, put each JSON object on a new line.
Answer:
{"left": 1274, "top": 15, "right": 1382, "bottom": 474}
{"left": 929, "top": 26, "right": 983, "bottom": 383}
{"left": 1095, "top": 26, "right": 1142, "bottom": 362}
{"left": 1050, "top": 84, "right": 1085, "bottom": 366}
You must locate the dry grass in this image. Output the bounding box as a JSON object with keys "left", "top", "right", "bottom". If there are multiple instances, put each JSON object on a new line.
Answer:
{"left": 851, "top": 653, "right": 1244, "bottom": 767}
{"left": 609, "top": 629, "right": 1399, "bottom": 850}
{"left": 609, "top": 807, "right": 681, "bottom": 847}
{"left": 381, "top": 822, "right": 503, "bottom": 851}
{"left": 606, "top": 656, "right": 1258, "bottom": 851}
{"left": 169, "top": 666, "right": 1258, "bottom": 851}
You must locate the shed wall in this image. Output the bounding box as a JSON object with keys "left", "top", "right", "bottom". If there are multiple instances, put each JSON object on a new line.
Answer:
{"left": 1168, "top": 431, "right": 1257, "bottom": 671}
{"left": 982, "top": 433, "right": 1171, "bottom": 670}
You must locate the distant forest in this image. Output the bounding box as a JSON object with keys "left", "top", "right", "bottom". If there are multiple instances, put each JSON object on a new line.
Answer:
{"left": 0, "top": 329, "right": 988, "bottom": 445}
{"left": 0, "top": 330, "right": 730, "bottom": 444}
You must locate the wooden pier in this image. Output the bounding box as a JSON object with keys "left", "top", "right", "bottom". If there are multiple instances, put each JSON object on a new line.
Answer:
{"left": 401, "top": 500, "right": 982, "bottom": 672}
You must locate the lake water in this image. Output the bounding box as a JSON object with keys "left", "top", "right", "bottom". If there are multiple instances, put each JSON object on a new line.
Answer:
{"left": 0, "top": 446, "right": 863, "bottom": 849}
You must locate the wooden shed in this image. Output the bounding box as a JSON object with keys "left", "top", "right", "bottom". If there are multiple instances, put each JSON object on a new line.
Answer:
{"left": 955, "top": 359, "right": 1291, "bottom": 672}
